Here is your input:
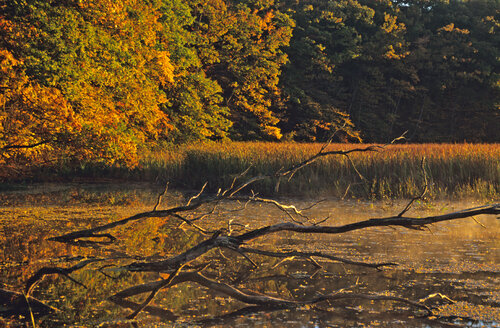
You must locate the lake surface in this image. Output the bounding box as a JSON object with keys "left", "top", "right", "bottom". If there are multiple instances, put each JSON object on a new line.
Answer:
{"left": 0, "top": 183, "right": 499, "bottom": 327}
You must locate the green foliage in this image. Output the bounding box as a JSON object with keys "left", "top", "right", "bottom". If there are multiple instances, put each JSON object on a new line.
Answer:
{"left": 280, "top": 0, "right": 499, "bottom": 142}
{"left": 280, "top": 0, "right": 413, "bottom": 142}
{"left": 159, "top": 0, "right": 232, "bottom": 142}
{"left": 395, "top": 0, "right": 500, "bottom": 142}
{"left": 186, "top": 0, "right": 294, "bottom": 140}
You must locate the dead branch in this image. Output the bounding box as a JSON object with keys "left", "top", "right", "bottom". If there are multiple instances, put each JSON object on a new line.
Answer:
{"left": 126, "top": 264, "right": 186, "bottom": 319}
{"left": 121, "top": 203, "right": 499, "bottom": 273}
{"left": 153, "top": 183, "right": 169, "bottom": 212}
{"left": 419, "top": 293, "right": 455, "bottom": 305}
{"left": 0, "top": 288, "right": 59, "bottom": 318}
{"left": 25, "top": 258, "right": 106, "bottom": 296}
{"left": 231, "top": 196, "right": 309, "bottom": 224}
{"left": 108, "top": 296, "right": 177, "bottom": 321}
{"left": 234, "top": 204, "right": 500, "bottom": 242}
{"left": 47, "top": 197, "right": 218, "bottom": 243}
{"left": 31, "top": 133, "right": 499, "bottom": 325}
{"left": 187, "top": 182, "right": 208, "bottom": 206}
{"left": 398, "top": 157, "right": 428, "bottom": 217}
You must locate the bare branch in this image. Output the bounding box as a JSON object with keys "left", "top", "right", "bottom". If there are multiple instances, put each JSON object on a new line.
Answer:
{"left": 111, "top": 272, "right": 431, "bottom": 315}
{"left": 471, "top": 216, "right": 487, "bottom": 229}
{"left": 25, "top": 258, "right": 106, "bottom": 296}
{"left": 120, "top": 204, "right": 499, "bottom": 273}
{"left": 2, "top": 140, "right": 51, "bottom": 150}
{"left": 222, "top": 165, "right": 253, "bottom": 196}
{"left": 170, "top": 213, "right": 212, "bottom": 234}
{"left": 49, "top": 135, "right": 405, "bottom": 245}
{"left": 153, "top": 183, "right": 169, "bottom": 212}
{"left": 235, "top": 204, "right": 500, "bottom": 244}
{"left": 300, "top": 199, "right": 327, "bottom": 212}
{"left": 231, "top": 195, "right": 308, "bottom": 224}
{"left": 126, "top": 263, "right": 186, "bottom": 320}
{"left": 398, "top": 157, "right": 428, "bottom": 217}
{"left": 225, "top": 247, "right": 258, "bottom": 268}
{"left": 187, "top": 182, "right": 208, "bottom": 206}
{"left": 108, "top": 296, "right": 177, "bottom": 321}
{"left": 418, "top": 293, "right": 455, "bottom": 305}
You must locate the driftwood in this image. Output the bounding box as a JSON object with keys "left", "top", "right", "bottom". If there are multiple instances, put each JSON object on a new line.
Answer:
{"left": 19, "top": 136, "right": 500, "bottom": 325}
{"left": 118, "top": 203, "right": 499, "bottom": 274}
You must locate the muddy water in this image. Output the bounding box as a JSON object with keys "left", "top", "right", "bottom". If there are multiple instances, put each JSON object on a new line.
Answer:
{"left": 0, "top": 184, "right": 498, "bottom": 327}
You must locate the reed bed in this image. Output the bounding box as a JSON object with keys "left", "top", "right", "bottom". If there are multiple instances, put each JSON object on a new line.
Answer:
{"left": 127, "top": 142, "right": 499, "bottom": 200}
{"left": 26, "top": 142, "right": 498, "bottom": 199}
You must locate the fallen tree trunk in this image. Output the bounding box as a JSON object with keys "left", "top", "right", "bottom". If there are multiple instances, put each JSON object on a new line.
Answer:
{"left": 122, "top": 204, "right": 499, "bottom": 273}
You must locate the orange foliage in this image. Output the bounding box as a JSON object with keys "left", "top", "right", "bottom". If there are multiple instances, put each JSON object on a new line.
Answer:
{"left": 0, "top": 49, "right": 81, "bottom": 172}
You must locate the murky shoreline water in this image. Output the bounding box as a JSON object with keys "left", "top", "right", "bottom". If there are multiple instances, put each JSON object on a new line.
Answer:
{"left": 0, "top": 183, "right": 498, "bottom": 327}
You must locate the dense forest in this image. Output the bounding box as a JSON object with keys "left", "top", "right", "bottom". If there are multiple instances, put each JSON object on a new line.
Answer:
{"left": 1, "top": 0, "right": 499, "bottom": 169}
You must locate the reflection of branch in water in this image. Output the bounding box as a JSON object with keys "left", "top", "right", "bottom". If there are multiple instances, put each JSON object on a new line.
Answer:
{"left": 108, "top": 295, "right": 177, "bottom": 321}
{"left": 110, "top": 271, "right": 432, "bottom": 317}
{"left": 239, "top": 247, "right": 397, "bottom": 270}
{"left": 195, "top": 305, "right": 284, "bottom": 326}
{"left": 111, "top": 270, "right": 468, "bottom": 328}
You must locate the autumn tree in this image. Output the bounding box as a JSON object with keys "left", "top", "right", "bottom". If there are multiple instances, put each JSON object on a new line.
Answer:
{"left": 0, "top": 0, "right": 174, "bottom": 169}
{"left": 158, "top": 0, "right": 232, "bottom": 143}
{"left": 0, "top": 49, "right": 80, "bottom": 176}
{"left": 188, "top": 0, "right": 294, "bottom": 140}
{"left": 1, "top": 0, "right": 498, "bottom": 178}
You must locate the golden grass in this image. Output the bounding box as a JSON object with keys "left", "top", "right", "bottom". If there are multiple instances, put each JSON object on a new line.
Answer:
{"left": 130, "top": 142, "right": 499, "bottom": 199}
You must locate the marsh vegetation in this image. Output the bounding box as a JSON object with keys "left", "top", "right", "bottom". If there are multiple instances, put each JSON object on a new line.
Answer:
{"left": 43, "top": 143, "right": 500, "bottom": 200}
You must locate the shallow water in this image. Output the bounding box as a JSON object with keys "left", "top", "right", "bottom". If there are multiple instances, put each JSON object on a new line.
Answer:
{"left": 0, "top": 183, "right": 498, "bottom": 327}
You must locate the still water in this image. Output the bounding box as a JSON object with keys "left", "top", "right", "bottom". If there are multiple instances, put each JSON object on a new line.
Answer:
{"left": 0, "top": 183, "right": 498, "bottom": 327}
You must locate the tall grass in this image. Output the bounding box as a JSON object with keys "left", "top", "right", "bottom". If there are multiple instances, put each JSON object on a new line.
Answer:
{"left": 23, "top": 142, "right": 499, "bottom": 200}
{"left": 132, "top": 142, "right": 499, "bottom": 200}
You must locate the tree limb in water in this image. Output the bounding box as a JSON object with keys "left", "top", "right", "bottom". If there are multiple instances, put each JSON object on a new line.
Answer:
{"left": 122, "top": 203, "right": 499, "bottom": 273}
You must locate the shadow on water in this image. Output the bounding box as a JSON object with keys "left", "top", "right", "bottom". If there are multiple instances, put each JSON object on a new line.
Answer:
{"left": 0, "top": 183, "right": 498, "bottom": 327}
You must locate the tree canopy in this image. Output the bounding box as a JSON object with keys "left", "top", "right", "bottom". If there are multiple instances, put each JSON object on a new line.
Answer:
{"left": 1, "top": 0, "right": 498, "bottom": 170}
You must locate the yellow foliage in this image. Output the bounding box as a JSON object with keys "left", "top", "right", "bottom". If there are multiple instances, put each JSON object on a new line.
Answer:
{"left": 0, "top": 49, "right": 81, "bottom": 171}
{"left": 439, "top": 23, "right": 470, "bottom": 34}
